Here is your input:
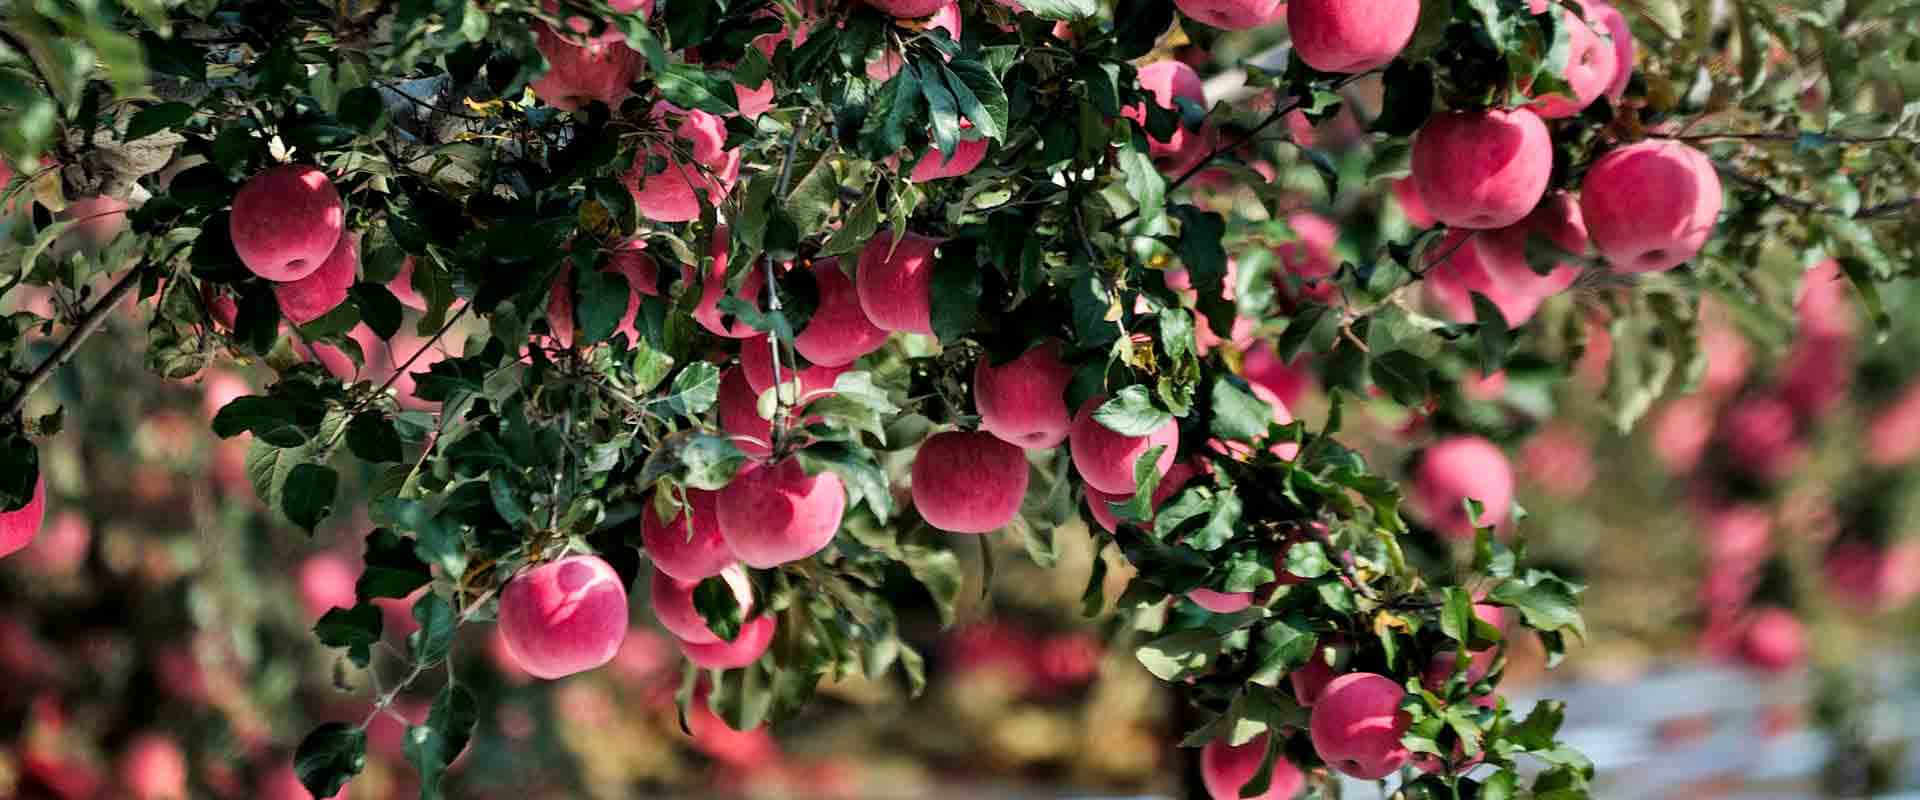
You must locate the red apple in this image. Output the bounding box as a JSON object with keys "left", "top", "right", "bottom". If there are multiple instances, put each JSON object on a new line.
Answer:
{"left": 1525, "top": 6, "right": 1617, "bottom": 118}
{"left": 1421, "top": 201, "right": 1582, "bottom": 326}
{"left": 864, "top": 0, "right": 945, "bottom": 17}
{"left": 692, "top": 226, "right": 763, "bottom": 339}
{"left": 0, "top": 473, "right": 47, "bottom": 560}
{"left": 118, "top": 733, "right": 188, "bottom": 800}
{"left": 1288, "top": 0, "right": 1421, "bottom": 73}
{"left": 1735, "top": 608, "right": 1805, "bottom": 674}
{"left": 531, "top": 21, "right": 643, "bottom": 111}
{"left": 274, "top": 233, "right": 357, "bottom": 324}
{"left": 1411, "top": 108, "right": 1553, "bottom": 229}
{"left": 497, "top": 554, "right": 631, "bottom": 679}
{"left": 641, "top": 488, "right": 735, "bottom": 581}
{"left": 1069, "top": 395, "right": 1180, "bottom": 495}
{"left": 718, "top": 365, "right": 774, "bottom": 459}
{"left": 793, "top": 259, "right": 890, "bottom": 366}
{"left": 1578, "top": 139, "right": 1721, "bottom": 272}
{"left": 1308, "top": 672, "right": 1412, "bottom": 780}
{"left": 1412, "top": 435, "right": 1513, "bottom": 540}
{"left": 855, "top": 230, "right": 941, "bottom": 337}
{"left": 623, "top": 102, "right": 742, "bottom": 222}
{"left": 975, "top": 340, "right": 1075, "bottom": 449}
{"left": 909, "top": 132, "right": 990, "bottom": 183}
{"left": 715, "top": 457, "right": 846, "bottom": 568}
{"left": 1122, "top": 61, "right": 1216, "bottom": 175}
{"left": 650, "top": 564, "right": 753, "bottom": 645}
{"left": 911, "top": 431, "right": 1030, "bottom": 533}
{"left": 741, "top": 333, "right": 851, "bottom": 400}
{"left": 1187, "top": 589, "right": 1253, "bottom": 614}
{"left": 1393, "top": 177, "right": 1436, "bottom": 228}
{"left": 679, "top": 614, "right": 777, "bottom": 669}
{"left": 1175, "top": 0, "right": 1286, "bottom": 30}
{"left": 1201, "top": 733, "right": 1304, "bottom": 800}
{"left": 230, "top": 164, "right": 345, "bottom": 282}
{"left": 297, "top": 552, "right": 359, "bottom": 620}
{"left": 13, "top": 510, "right": 88, "bottom": 574}
{"left": 1591, "top": 1, "right": 1635, "bottom": 101}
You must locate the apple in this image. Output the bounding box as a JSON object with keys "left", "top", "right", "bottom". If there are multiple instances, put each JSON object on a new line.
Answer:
{"left": 650, "top": 564, "right": 753, "bottom": 645}
{"left": 1123, "top": 61, "right": 1215, "bottom": 175}
{"left": 909, "top": 129, "right": 990, "bottom": 183}
{"left": 718, "top": 365, "right": 774, "bottom": 459}
{"left": 119, "top": 733, "right": 188, "bottom": 800}
{"left": 1525, "top": 5, "right": 1618, "bottom": 118}
{"left": 1411, "top": 108, "right": 1553, "bottom": 229}
{"left": 864, "top": 0, "right": 945, "bottom": 16}
{"left": 1650, "top": 395, "right": 1713, "bottom": 473}
{"left": 1735, "top": 608, "right": 1805, "bottom": 674}
{"left": 1085, "top": 459, "right": 1199, "bottom": 533}
{"left": 1308, "top": 672, "right": 1412, "bottom": 780}
{"left": 531, "top": 21, "right": 643, "bottom": 111}
{"left": 1291, "top": 638, "right": 1344, "bottom": 705}
{"left": 1241, "top": 343, "right": 1314, "bottom": 410}
{"left": 641, "top": 488, "right": 735, "bottom": 581}
{"left": 1421, "top": 202, "right": 1582, "bottom": 326}
{"left": 623, "top": 102, "right": 743, "bottom": 223}
{"left": 974, "top": 340, "right": 1075, "bottom": 449}
{"left": 1590, "top": 1, "right": 1635, "bottom": 101}
{"left": 854, "top": 230, "right": 941, "bottom": 336}
{"left": 1201, "top": 733, "right": 1304, "bottom": 800}
{"left": 543, "top": 0, "right": 653, "bottom": 43}
{"left": 741, "top": 333, "right": 851, "bottom": 399}
{"left": 1823, "top": 541, "right": 1920, "bottom": 612}
{"left": 497, "top": 554, "right": 631, "bottom": 679}
{"left": 1187, "top": 589, "right": 1253, "bottom": 614}
{"left": 794, "top": 258, "right": 890, "bottom": 366}
{"left": 1868, "top": 380, "right": 1920, "bottom": 466}
{"left": 56, "top": 195, "right": 131, "bottom": 255}
{"left": 1175, "top": 0, "right": 1286, "bottom": 30}
{"left": 274, "top": 233, "right": 356, "bottom": 324}
{"left": 1578, "top": 139, "right": 1722, "bottom": 272}
{"left": 715, "top": 457, "right": 846, "bottom": 568}
{"left": 1412, "top": 435, "right": 1514, "bottom": 540}
{"left": 1519, "top": 423, "right": 1596, "bottom": 498}
{"left": 1069, "top": 395, "right": 1180, "bottom": 495}
{"left": 1288, "top": 0, "right": 1421, "bottom": 73}
{"left": 0, "top": 473, "right": 47, "bottom": 560}
{"left": 911, "top": 431, "right": 1030, "bottom": 533}
{"left": 867, "top": 0, "right": 961, "bottom": 81}
{"left": 1393, "top": 177, "right": 1436, "bottom": 228}
{"left": 297, "top": 552, "right": 359, "bottom": 620}
{"left": 692, "top": 226, "right": 764, "bottom": 339}
{"left": 230, "top": 164, "right": 345, "bottom": 282}
{"left": 1719, "top": 393, "right": 1802, "bottom": 481}
{"left": 13, "top": 510, "right": 88, "bottom": 574}
{"left": 679, "top": 614, "right": 777, "bottom": 669}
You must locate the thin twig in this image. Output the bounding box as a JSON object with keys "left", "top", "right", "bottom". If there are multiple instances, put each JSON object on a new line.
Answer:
{"left": 759, "top": 110, "right": 811, "bottom": 447}
{"left": 378, "top": 80, "right": 489, "bottom": 122}
{"left": 3, "top": 268, "right": 143, "bottom": 420}
{"left": 372, "top": 301, "right": 473, "bottom": 401}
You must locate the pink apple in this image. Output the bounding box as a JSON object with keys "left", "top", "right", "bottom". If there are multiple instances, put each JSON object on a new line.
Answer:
{"left": 864, "top": 0, "right": 945, "bottom": 16}
{"left": 741, "top": 333, "right": 851, "bottom": 399}
{"left": 911, "top": 431, "right": 1030, "bottom": 533}
{"left": 1519, "top": 423, "right": 1595, "bottom": 498}
{"left": 1795, "top": 258, "right": 1856, "bottom": 340}
{"left": 650, "top": 564, "right": 753, "bottom": 645}
{"left": 1868, "top": 380, "right": 1920, "bottom": 467}
{"left": 531, "top": 21, "right": 643, "bottom": 111}
{"left": 1591, "top": 1, "right": 1635, "bottom": 101}
{"left": 1085, "top": 458, "right": 1199, "bottom": 533}
{"left": 1288, "top": 0, "right": 1421, "bottom": 73}
{"left": 679, "top": 614, "right": 777, "bottom": 669}
{"left": 794, "top": 258, "right": 890, "bottom": 366}
{"left": 1411, "top": 108, "right": 1553, "bottom": 229}
{"left": 1650, "top": 395, "right": 1713, "bottom": 473}
{"left": 56, "top": 195, "right": 131, "bottom": 255}
{"left": 1525, "top": 6, "right": 1617, "bottom": 118}
{"left": 1187, "top": 588, "right": 1254, "bottom": 614}
{"left": 623, "top": 103, "right": 742, "bottom": 222}
{"left": 1422, "top": 194, "right": 1583, "bottom": 325}
{"left": 1242, "top": 343, "right": 1314, "bottom": 410}
{"left": 118, "top": 733, "right": 188, "bottom": 800}
{"left": 1578, "top": 139, "right": 1722, "bottom": 272}
{"left": 274, "top": 233, "right": 356, "bottom": 324}
{"left": 1176, "top": 0, "right": 1286, "bottom": 30}
{"left": 13, "top": 510, "right": 88, "bottom": 574}
{"left": 715, "top": 457, "right": 846, "bottom": 568}
{"left": 1393, "top": 177, "right": 1436, "bottom": 228}
{"left": 641, "top": 488, "right": 735, "bottom": 581}
{"left": 388, "top": 256, "right": 427, "bottom": 310}
{"left": 497, "top": 554, "right": 631, "bottom": 679}
{"left": 718, "top": 365, "right": 774, "bottom": 459}
{"left": 297, "top": 552, "right": 359, "bottom": 620}
{"left": 855, "top": 230, "right": 941, "bottom": 336}
{"left": 230, "top": 164, "right": 345, "bottom": 282}
{"left": 692, "top": 226, "right": 763, "bottom": 339}
{"left": 1823, "top": 541, "right": 1920, "bottom": 612}
{"left": 866, "top": 0, "right": 961, "bottom": 81}
{"left": 1122, "top": 61, "right": 1216, "bottom": 175}
{"left": 1735, "top": 608, "right": 1805, "bottom": 674}
{"left": 909, "top": 133, "right": 990, "bottom": 183}
{"left": 1201, "top": 733, "right": 1304, "bottom": 800}
{"left": 0, "top": 473, "right": 47, "bottom": 560}
{"left": 1412, "top": 435, "right": 1514, "bottom": 540}
{"left": 1069, "top": 395, "right": 1180, "bottom": 494}
{"left": 975, "top": 340, "right": 1075, "bottom": 449}
{"left": 543, "top": 0, "right": 653, "bottom": 43}
{"left": 1719, "top": 393, "right": 1803, "bottom": 481}
{"left": 1308, "top": 672, "right": 1412, "bottom": 780}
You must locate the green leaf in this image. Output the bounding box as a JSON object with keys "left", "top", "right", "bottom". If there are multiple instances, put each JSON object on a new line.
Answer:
{"left": 943, "top": 59, "right": 1009, "bottom": 141}
{"left": 858, "top": 67, "right": 923, "bottom": 159}
{"left": 656, "top": 63, "right": 738, "bottom": 115}
{"left": 1082, "top": 543, "right": 1110, "bottom": 617}
{"left": 283, "top": 463, "right": 339, "bottom": 533}
{"left": 357, "top": 528, "right": 433, "bottom": 600}
{"left": 917, "top": 60, "right": 962, "bottom": 158}
{"left": 1441, "top": 586, "right": 1474, "bottom": 644}
{"left": 1472, "top": 292, "right": 1511, "bottom": 375}
{"left": 1208, "top": 376, "right": 1273, "bottom": 442}
{"left": 345, "top": 412, "right": 404, "bottom": 463}
{"left": 928, "top": 248, "right": 983, "bottom": 342}
{"left": 1013, "top": 0, "right": 1099, "bottom": 18}
{"left": 212, "top": 396, "right": 308, "bottom": 447}
{"left": 693, "top": 574, "right": 746, "bottom": 641}
{"left": 405, "top": 685, "right": 478, "bottom": 800}
{"left": 295, "top": 723, "right": 366, "bottom": 800}
{"left": 124, "top": 101, "right": 195, "bottom": 142}
{"left": 665, "top": 361, "right": 722, "bottom": 416}
{"left": 1093, "top": 385, "right": 1173, "bottom": 436}
{"left": 1283, "top": 540, "right": 1333, "bottom": 579}
{"left": 1488, "top": 571, "right": 1586, "bottom": 637}
{"left": 407, "top": 591, "right": 457, "bottom": 666}
{"left": 1369, "top": 349, "right": 1431, "bottom": 406}
{"left": 572, "top": 266, "right": 630, "bottom": 344}
{"left": 1135, "top": 628, "right": 1224, "bottom": 681}
{"left": 350, "top": 283, "right": 403, "bottom": 341}
{"left": 1118, "top": 144, "right": 1166, "bottom": 224}
{"left": 338, "top": 86, "right": 389, "bottom": 136}
{"left": 313, "top": 603, "right": 382, "bottom": 666}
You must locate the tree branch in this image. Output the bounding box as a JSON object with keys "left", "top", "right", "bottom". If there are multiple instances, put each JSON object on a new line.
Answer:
{"left": 3, "top": 267, "right": 143, "bottom": 420}
{"left": 1710, "top": 159, "right": 1917, "bottom": 220}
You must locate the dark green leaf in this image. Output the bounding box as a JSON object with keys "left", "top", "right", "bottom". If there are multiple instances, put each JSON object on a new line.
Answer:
{"left": 282, "top": 463, "right": 339, "bottom": 533}
{"left": 295, "top": 723, "right": 366, "bottom": 800}
{"left": 1093, "top": 384, "right": 1173, "bottom": 436}
{"left": 345, "top": 412, "right": 404, "bottom": 463}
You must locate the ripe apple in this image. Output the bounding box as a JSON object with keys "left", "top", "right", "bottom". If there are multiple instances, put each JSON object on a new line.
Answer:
{"left": 692, "top": 226, "right": 763, "bottom": 339}
{"left": 544, "top": 247, "right": 655, "bottom": 348}
{"left": 1175, "top": 0, "right": 1286, "bottom": 30}
{"left": 741, "top": 333, "right": 851, "bottom": 399}
{"left": 119, "top": 733, "right": 188, "bottom": 800}
{"left": 0, "top": 473, "right": 47, "bottom": 560}
{"left": 274, "top": 233, "right": 357, "bottom": 324}
{"left": 641, "top": 488, "right": 735, "bottom": 581}
{"left": 1823, "top": 541, "right": 1920, "bottom": 612}
{"left": 1308, "top": 672, "right": 1412, "bottom": 780}
{"left": 718, "top": 365, "right": 774, "bottom": 459}
{"left": 864, "top": 0, "right": 945, "bottom": 17}
{"left": 1525, "top": 6, "right": 1618, "bottom": 118}
{"left": 1411, "top": 108, "right": 1553, "bottom": 229}
{"left": 1241, "top": 343, "right": 1314, "bottom": 410}
{"left": 650, "top": 564, "right": 753, "bottom": 645}
{"left": 1122, "top": 61, "right": 1216, "bottom": 175}
{"left": 1578, "top": 139, "right": 1722, "bottom": 272}
{"left": 1069, "top": 395, "right": 1180, "bottom": 495}
{"left": 1290, "top": 638, "right": 1344, "bottom": 706}
{"left": 1288, "top": 0, "right": 1421, "bottom": 73}
{"left": 911, "top": 431, "right": 1031, "bottom": 533}
{"left": 531, "top": 21, "right": 643, "bottom": 111}
{"left": 543, "top": 0, "right": 653, "bottom": 43}
{"left": 12, "top": 510, "right": 88, "bottom": 574}
{"left": 715, "top": 457, "right": 846, "bottom": 568}
{"left": 230, "top": 164, "right": 345, "bottom": 282}
{"left": 974, "top": 340, "right": 1075, "bottom": 449}
{"left": 1590, "top": 1, "right": 1635, "bottom": 101}
{"left": 1200, "top": 733, "right": 1304, "bottom": 800}
{"left": 623, "top": 103, "right": 743, "bottom": 223}
{"left": 1735, "top": 607, "right": 1805, "bottom": 674}
{"left": 867, "top": 0, "right": 961, "bottom": 81}
{"left": 1412, "top": 435, "right": 1514, "bottom": 540}
{"left": 794, "top": 258, "right": 890, "bottom": 366}
{"left": 680, "top": 614, "right": 777, "bottom": 669}
{"left": 909, "top": 131, "right": 990, "bottom": 183}
{"left": 1421, "top": 200, "right": 1583, "bottom": 326}
{"left": 497, "top": 554, "right": 631, "bottom": 679}
{"left": 297, "top": 552, "right": 359, "bottom": 621}
{"left": 855, "top": 230, "right": 941, "bottom": 336}
{"left": 1393, "top": 177, "right": 1436, "bottom": 228}
{"left": 1187, "top": 588, "right": 1253, "bottom": 614}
